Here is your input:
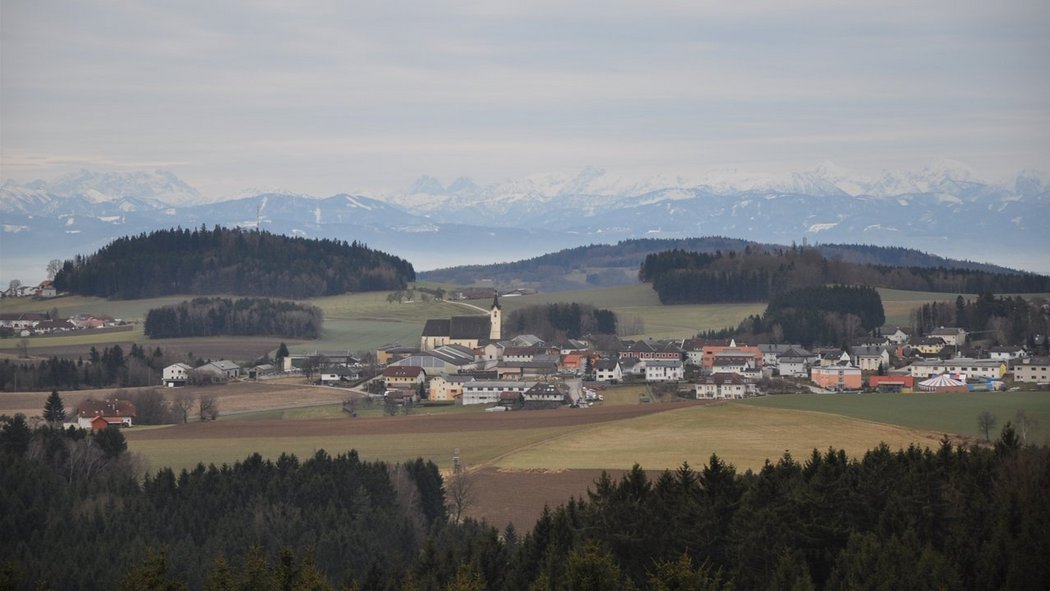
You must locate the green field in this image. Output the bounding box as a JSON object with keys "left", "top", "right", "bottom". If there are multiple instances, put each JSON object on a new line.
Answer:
{"left": 741, "top": 391, "right": 1050, "bottom": 441}
{"left": 5, "top": 284, "right": 1047, "bottom": 357}
{"left": 128, "top": 425, "right": 574, "bottom": 475}
{"left": 493, "top": 403, "right": 944, "bottom": 472}
{"left": 123, "top": 385, "right": 1050, "bottom": 475}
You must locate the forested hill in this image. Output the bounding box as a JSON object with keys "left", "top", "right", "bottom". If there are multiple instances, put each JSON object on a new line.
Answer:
{"left": 53, "top": 227, "right": 415, "bottom": 299}
{"left": 419, "top": 237, "right": 1021, "bottom": 292}
{"left": 641, "top": 246, "right": 1050, "bottom": 304}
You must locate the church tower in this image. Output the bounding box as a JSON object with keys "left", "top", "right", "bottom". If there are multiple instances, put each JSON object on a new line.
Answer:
{"left": 489, "top": 292, "right": 502, "bottom": 340}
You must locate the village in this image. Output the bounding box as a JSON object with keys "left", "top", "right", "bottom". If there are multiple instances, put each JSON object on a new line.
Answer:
{"left": 112, "top": 293, "right": 1045, "bottom": 429}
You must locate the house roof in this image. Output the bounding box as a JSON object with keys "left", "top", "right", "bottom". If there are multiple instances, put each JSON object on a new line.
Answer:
{"left": 698, "top": 372, "right": 747, "bottom": 385}
{"left": 503, "top": 346, "right": 546, "bottom": 357}
{"left": 208, "top": 360, "right": 240, "bottom": 371}
{"left": 594, "top": 359, "right": 620, "bottom": 371}
{"left": 930, "top": 327, "right": 963, "bottom": 336}
{"left": 646, "top": 360, "right": 683, "bottom": 368}
{"left": 383, "top": 366, "right": 424, "bottom": 378}
{"left": 77, "top": 398, "right": 136, "bottom": 418}
{"left": 524, "top": 382, "right": 569, "bottom": 398}
{"left": 167, "top": 363, "right": 193, "bottom": 371}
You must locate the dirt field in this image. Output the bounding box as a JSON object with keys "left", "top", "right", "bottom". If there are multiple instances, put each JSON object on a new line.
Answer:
{"left": 0, "top": 380, "right": 351, "bottom": 419}
{"left": 125, "top": 402, "right": 697, "bottom": 441}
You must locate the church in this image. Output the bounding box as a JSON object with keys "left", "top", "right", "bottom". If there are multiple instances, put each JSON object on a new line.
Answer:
{"left": 420, "top": 294, "right": 502, "bottom": 351}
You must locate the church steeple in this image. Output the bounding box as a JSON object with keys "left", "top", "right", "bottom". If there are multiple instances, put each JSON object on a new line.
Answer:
{"left": 489, "top": 291, "right": 502, "bottom": 340}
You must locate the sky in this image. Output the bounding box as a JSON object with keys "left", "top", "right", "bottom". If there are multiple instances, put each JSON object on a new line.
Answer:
{"left": 2, "top": 0, "right": 1049, "bottom": 198}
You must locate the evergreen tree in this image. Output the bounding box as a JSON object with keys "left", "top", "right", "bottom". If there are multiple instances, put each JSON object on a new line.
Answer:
{"left": 43, "top": 390, "right": 66, "bottom": 424}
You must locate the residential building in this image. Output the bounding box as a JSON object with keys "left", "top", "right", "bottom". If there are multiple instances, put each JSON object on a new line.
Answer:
{"left": 988, "top": 346, "right": 1028, "bottom": 362}
{"left": 76, "top": 399, "right": 136, "bottom": 429}
{"left": 383, "top": 366, "right": 426, "bottom": 390}
{"left": 523, "top": 382, "right": 570, "bottom": 405}
{"left": 162, "top": 363, "right": 193, "bottom": 387}
{"left": 593, "top": 358, "right": 622, "bottom": 383}
{"left": 461, "top": 381, "right": 536, "bottom": 405}
{"left": 776, "top": 347, "right": 816, "bottom": 377}
{"left": 695, "top": 373, "right": 756, "bottom": 399}
{"left": 913, "top": 337, "right": 947, "bottom": 356}
{"left": 759, "top": 344, "right": 798, "bottom": 367}
{"left": 428, "top": 374, "right": 474, "bottom": 402}
{"left": 700, "top": 340, "right": 763, "bottom": 369}
{"left": 811, "top": 362, "right": 863, "bottom": 391}
{"left": 884, "top": 327, "right": 913, "bottom": 345}
{"left": 320, "top": 366, "right": 360, "bottom": 384}
{"left": 496, "top": 360, "right": 557, "bottom": 380}
{"left": 907, "top": 358, "right": 1006, "bottom": 380}
{"left": 850, "top": 345, "right": 890, "bottom": 372}
{"left": 644, "top": 360, "right": 684, "bottom": 382}
{"left": 930, "top": 327, "right": 967, "bottom": 347}
{"left": 1013, "top": 357, "right": 1050, "bottom": 383}
{"left": 619, "top": 339, "right": 683, "bottom": 362}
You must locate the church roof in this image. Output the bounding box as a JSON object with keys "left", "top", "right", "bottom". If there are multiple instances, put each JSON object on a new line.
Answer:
{"left": 450, "top": 316, "right": 491, "bottom": 340}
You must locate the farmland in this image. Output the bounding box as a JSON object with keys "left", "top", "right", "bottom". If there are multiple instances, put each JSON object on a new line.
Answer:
{"left": 108, "top": 385, "right": 1050, "bottom": 528}
{"left": 6, "top": 284, "right": 1043, "bottom": 359}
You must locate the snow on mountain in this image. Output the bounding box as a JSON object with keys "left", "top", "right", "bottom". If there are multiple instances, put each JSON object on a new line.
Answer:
{"left": 27, "top": 169, "right": 201, "bottom": 204}
{"left": 3, "top": 164, "right": 1048, "bottom": 282}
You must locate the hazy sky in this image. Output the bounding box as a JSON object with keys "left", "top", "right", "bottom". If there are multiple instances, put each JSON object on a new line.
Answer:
{"left": 2, "top": 0, "right": 1048, "bottom": 197}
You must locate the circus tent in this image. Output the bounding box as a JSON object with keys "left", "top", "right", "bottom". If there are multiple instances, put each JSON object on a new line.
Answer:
{"left": 917, "top": 373, "right": 968, "bottom": 392}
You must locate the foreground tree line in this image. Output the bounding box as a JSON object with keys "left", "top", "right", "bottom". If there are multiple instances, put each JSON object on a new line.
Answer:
{"left": 2, "top": 417, "right": 1047, "bottom": 591}
{"left": 144, "top": 297, "right": 323, "bottom": 339}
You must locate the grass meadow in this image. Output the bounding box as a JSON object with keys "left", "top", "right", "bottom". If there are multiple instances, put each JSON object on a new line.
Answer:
{"left": 741, "top": 391, "right": 1050, "bottom": 441}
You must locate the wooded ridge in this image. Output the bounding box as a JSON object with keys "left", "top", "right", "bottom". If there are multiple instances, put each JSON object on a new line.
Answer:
{"left": 53, "top": 226, "right": 415, "bottom": 299}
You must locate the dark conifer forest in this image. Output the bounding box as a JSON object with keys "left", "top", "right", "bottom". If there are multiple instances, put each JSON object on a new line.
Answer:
{"left": 506, "top": 303, "right": 618, "bottom": 341}
{"left": 640, "top": 246, "right": 1050, "bottom": 304}
{"left": 52, "top": 227, "right": 415, "bottom": 299}
{"left": 2, "top": 414, "right": 1047, "bottom": 590}
{"left": 144, "top": 297, "right": 323, "bottom": 339}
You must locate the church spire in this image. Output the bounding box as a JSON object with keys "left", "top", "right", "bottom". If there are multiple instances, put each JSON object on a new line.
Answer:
{"left": 489, "top": 291, "right": 502, "bottom": 340}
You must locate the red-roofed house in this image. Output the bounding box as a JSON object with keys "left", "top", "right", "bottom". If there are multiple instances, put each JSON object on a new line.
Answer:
{"left": 76, "top": 399, "right": 136, "bottom": 429}
{"left": 383, "top": 365, "right": 426, "bottom": 390}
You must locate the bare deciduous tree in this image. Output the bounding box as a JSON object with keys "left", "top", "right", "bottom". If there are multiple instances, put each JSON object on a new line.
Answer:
{"left": 173, "top": 390, "right": 196, "bottom": 423}
{"left": 977, "top": 411, "right": 997, "bottom": 442}
{"left": 1014, "top": 410, "right": 1039, "bottom": 445}
{"left": 446, "top": 467, "right": 478, "bottom": 523}
{"left": 199, "top": 393, "right": 219, "bottom": 421}
{"left": 47, "top": 259, "right": 63, "bottom": 280}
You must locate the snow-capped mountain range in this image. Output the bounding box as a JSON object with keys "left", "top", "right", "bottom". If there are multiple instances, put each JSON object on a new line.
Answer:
{"left": 1, "top": 164, "right": 1048, "bottom": 283}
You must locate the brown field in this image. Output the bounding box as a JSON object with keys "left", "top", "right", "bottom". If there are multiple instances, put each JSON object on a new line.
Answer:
{"left": 0, "top": 379, "right": 351, "bottom": 419}
{"left": 116, "top": 396, "right": 949, "bottom": 530}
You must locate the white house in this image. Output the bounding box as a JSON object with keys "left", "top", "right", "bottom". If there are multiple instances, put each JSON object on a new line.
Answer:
{"left": 850, "top": 345, "right": 890, "bottom": 372}
{"left": 988, "top": 346, "right": 1027, "bottom": 362}
{"left": 162, "top": 363, "right": 193, "bottom": 387}
{"left": 593, "top": 358, "right": 623, "bottom": 383}
{"left": 645, "top": 360, "right": 684, "bottom": 382}
{"left": 695, "top": 373, "right": 756, "bottom": 399}
{"left": 907, "top": 358, "right": 1006, "bottom": 380}
{"left": 1013, "top": 357, "right": 1050, "bottom": 383}
{"left": 776, "top": 347, "right": 816, "bottom": 377}
{"left": 930, "top": 327, "right": 967, "bottom": 347}
{"left": 461, "top": 381, "right": 536, "bottom": 405}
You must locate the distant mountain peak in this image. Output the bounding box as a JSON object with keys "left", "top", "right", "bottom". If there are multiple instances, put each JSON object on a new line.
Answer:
{"left": 406, "top": 175, "right": 446, "bottom": 195}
